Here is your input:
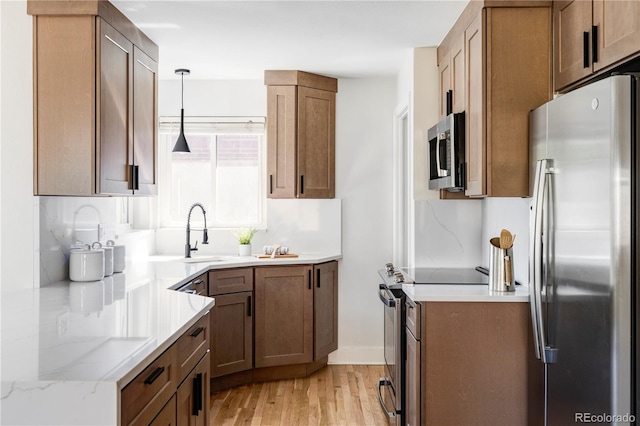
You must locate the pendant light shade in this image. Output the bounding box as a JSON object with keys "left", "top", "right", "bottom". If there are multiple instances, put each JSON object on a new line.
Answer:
{"left": 172, "top": 68, "right": 191, "bottom": 153}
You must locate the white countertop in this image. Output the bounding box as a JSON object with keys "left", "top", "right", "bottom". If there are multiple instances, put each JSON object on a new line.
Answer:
{"left": 0, "top": 253, "right": 341, "bottom": 426}
{"left": 402, "top": 282, "right": 530, "bottom": 302}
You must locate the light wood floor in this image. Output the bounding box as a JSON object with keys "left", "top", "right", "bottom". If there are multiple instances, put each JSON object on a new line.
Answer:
{"left": 210, "top": 365, "right": 389, "bottom": 425}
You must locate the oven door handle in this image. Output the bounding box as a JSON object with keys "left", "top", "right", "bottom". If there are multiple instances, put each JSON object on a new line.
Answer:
{"left": 377, "top": 378, "right": 398, "bottom": 418}
{"left": 378, "top": 284, "right": 396, "bottom": 307}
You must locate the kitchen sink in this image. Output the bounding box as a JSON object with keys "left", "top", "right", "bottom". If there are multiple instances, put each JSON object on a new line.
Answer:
{"left": 181, "top": 256, "right": 230, "bottom": 263}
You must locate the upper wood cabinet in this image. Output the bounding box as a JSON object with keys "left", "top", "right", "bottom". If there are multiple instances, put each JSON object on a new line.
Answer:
{"left": 29, "top": 0, "right": 158, "bottom": 196}
{"left": 438, "top": 1, "right": 552, "bottom": 198}
{"left": 554, "top": 0, "right": 640, "bottom": 92}
{"left": 265, "top": 70, "right": 337, "bottom": 199}
{"left": 439, "top": 35, "right": 465, "bottom": 119}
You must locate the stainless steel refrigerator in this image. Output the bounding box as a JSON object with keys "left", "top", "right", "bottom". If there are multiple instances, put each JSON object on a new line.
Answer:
{"left": 529, "top": 74, "right": 637, "bottom": 425}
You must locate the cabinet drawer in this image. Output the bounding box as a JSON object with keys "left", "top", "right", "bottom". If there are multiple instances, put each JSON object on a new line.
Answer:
{"left": 122, "top": 345, "right": 176, "bottom": 426}
{"left": 209, "top": 268, "right": 253, "bottom": 295}
{"left": 181, "top": 273, "right": 208, "bottom": 296}
{"left": 406, "top": 298, "right": 421, "bottom": 340}
{"left": 176, "top": 314, "right": 210, "bottom": 382}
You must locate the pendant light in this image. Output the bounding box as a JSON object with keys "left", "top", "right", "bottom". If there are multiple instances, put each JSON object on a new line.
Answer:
{"left": 172, "top": 68, "right": 191, "bottom": 152}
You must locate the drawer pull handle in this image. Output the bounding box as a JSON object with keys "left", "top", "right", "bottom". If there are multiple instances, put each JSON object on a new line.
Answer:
{"left": 247, "top": 295, "right": 252, "bottom": 317}
{"left": 144, "top": 366, "right": 165, "bottom": 385}
{"left": 193, "top": 279, "right": 203, "bottom": 285}
{"left": 190, "top": 326, "right": 204, "bottom": 338}
{"left": 317, "top": 269, "right": 321, "bottom": 288}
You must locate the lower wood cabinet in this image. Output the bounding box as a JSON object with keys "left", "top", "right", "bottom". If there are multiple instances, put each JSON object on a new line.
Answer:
{"left": 121, "top": 312, "right": 210, "bottom": 426}
{"left": 405, "top": 298, "right": 421, "bottom": 426}
{"left": 405, "top": 301, "right": 542, "bottom": 425}
{"left": 210, "top": 292, "right": 253, "bottom": 377}
{"left": 405, "top": 327, "right": 421, "bottom": 426}
{"left": 149, "top": 395, "right": 176, "bottom": 426}
{"left": 209, "top": 268, "right": 254, "bottom": 377}
{"left": 176, "top": 352, "right": 210, "bottom": 426}
{"left": 209, "top": 261, "right": 339, "bottom": 390}
{"left": 254, "top": 265, "right": 314, "bottom": 367}
{"left": 313, "top": 261, "right": 338, "bottom": 359}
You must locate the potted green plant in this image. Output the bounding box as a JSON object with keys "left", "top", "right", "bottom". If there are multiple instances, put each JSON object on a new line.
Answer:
{"left": 233, "top": 227, "right": 258, "bottom": 256}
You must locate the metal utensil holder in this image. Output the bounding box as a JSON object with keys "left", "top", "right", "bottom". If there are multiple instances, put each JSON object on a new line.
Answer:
{"left": 488, "top": 242, "right": 515, "bottom": 292}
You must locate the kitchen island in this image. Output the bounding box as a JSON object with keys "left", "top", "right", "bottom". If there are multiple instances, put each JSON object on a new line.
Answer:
{"left": 0, "top": 253, "right": 340, "bottom": 425}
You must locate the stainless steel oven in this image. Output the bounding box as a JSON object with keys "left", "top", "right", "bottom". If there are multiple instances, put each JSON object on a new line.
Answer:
{"left": 377, "top": 267, "right": 406, "bottom": 426}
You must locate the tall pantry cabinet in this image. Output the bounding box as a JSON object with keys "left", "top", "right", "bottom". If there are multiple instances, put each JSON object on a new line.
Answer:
{"left": 28, "top": 0, "right": 158, "bottom": 196}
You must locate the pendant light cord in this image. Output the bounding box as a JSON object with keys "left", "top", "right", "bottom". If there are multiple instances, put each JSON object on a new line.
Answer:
{"left": 181, "top": 72, "right": 184, "bottom": 109}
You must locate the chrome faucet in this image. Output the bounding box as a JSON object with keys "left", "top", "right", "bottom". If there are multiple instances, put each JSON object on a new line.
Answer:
{"left": 185, "top": 203, "right": 209, "bottom": 258}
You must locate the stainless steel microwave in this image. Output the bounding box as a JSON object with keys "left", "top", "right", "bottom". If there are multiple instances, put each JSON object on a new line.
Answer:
{"left": 428, "top": 112, "right": 465, "bottom": 192}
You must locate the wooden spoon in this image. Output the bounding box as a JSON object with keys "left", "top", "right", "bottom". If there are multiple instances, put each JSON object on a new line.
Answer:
{"left": 500, "top": 229, "right": 513, "bottom": 249}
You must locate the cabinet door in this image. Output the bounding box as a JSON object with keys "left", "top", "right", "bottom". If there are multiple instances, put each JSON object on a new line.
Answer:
{"left": 210, "top": 292, "right": 253, "bottom": 377}
{"left": 314, "top": 261, "right": 338, "bottom": 359}
{"left": 149, "top": 395, "right": 176, "bottom": 426}
{"left": 451, "top": 37, "right": 465, "bottom": 115}
{"left": 593, "top": 0, "right": 640, "bottom": 72}
{"left": 439, "top": 50, "right": 452, "bottom": 120}
{"left": 133, "top": 46, "right": 158, "bottom": 195}
{"left": 464, "top": 11, "right": 486, "bottom": 197}
{"left": 177, "top": 352, "right": 210, "bottom": 426}
{"left": 297, "top": 87, "right": 335, "bottom": 198}
{"left": 34, "top": 15, "right": 96, "bottom": 195}
{"left": 406, "top": 328, "right": 421, "bottom": 426}
{"left": 266, "top": 85, "right": 297, "bottom": 198}
{"left": 553, "top": 1, "right": 593, "bottom": 91}
{"left": 255, "top": 266, "right": 313, "bottom": 367}
{"left": 98, "top": 19, "right": 133, "bottom": 195}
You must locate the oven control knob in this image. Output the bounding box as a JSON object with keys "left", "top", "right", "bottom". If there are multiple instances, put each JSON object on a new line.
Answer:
{"left": 385, "top": 263, "right": 395, "bottom": 274}
{"left": 393, "top": 273, "right": 404, "bottom": 283}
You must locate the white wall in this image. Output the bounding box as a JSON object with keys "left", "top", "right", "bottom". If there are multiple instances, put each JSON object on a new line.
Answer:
{"left": 333, "top": 77, "right": 396, "bottom": 364}
{"left": 396, "top": 47, "right": 483, "bottom": 269}
{"left": 1, "top": 0, "right": 35, "bottom": 293}
{"left": 481, "top": 198, "right": 530, "bottom": 285}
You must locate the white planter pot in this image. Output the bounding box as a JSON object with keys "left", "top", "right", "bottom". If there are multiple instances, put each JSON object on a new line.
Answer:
{"left": 238, "top": 244, "right": 252, "bottom": 256}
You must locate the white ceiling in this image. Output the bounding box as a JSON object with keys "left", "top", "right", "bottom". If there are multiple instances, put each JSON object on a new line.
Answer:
{"left": 112, "top": 0, "right": 469, "bottom": 81}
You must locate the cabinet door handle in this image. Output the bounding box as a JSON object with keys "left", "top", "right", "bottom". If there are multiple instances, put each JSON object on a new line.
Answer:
{"left": 129, "top": 165, "right": 135, "bottom": 190}
{"left": 316, "top": 269, "right": 321, "bottom": 288}
{"left": 193, "top": 279, "right": 203, "bottom": 286}
{"left": 143, "top": 366, "right": 165, "bottom": 385}
{"left": 300, "top": 175, "right": 305, "bottom": 195}
{"left": 247, "top": 295, "right": 252, "bottom": 317}
{"left": 190, "top": 326, "right": 204, "bottom": 338}
{"left": 592, "top": 25, "right": 598, "bottom": 63}
{"left": 308, "top": 270, "right": 312, "bottom": 290}
{"left": 269, "top": 174, "right": 273, "bottom": 194}
{"left": 192, "top": 372, "right": 203, "bottom": 415}
{"left": 583, "top": 31, "right": 590, "bottom": 68}
{"left": 446, "top": 89, "right": 453, "bottom": 116}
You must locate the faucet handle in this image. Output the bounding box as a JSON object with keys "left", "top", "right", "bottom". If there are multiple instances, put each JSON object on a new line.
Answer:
{"left": 192, "top": 241, "right": 199, "bottom": 252}
{"left": 202, "top": 229, "right": 209, "bottom": 244}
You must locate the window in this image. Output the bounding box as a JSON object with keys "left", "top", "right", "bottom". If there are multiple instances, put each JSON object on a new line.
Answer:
{"left": 158, "top": 118, "right": 266, "bottom": 228}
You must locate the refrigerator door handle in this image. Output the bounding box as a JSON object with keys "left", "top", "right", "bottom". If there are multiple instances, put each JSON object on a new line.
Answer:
{"left": 530, "top": 159, "right": 556, "bottom": 364}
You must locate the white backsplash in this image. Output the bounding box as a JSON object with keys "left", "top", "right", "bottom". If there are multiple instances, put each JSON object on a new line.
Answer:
{"left": 481, "top": 197, "right": 530, "bottom": 285}
{"left": 155, "top": 199, "right": 342, "bottom": 256}
{"left": 414, "top": 199, "right": 483, "bottom": 268}
{"left": 38, "top": 197, "right": 154, "bottom": 286}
